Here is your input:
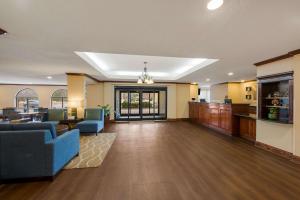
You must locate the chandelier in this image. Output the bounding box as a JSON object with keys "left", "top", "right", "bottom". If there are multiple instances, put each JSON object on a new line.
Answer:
{"left": 137, "top": 62, "right": 154, "bottom": 84}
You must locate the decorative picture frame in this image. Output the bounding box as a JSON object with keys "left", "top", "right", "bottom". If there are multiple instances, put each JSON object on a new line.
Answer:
{"left": 246, "top": 87, "right": 252, "bottom": 92}
{"left": 246, "top": 95, "right": 252, "bottom": 100}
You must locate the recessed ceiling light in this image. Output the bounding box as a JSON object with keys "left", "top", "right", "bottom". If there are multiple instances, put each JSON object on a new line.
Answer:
{"left": 228, "top": 72, "right": 234, "bottom": 76}
{"left": 47, "top": 76, "right": 53, "bottom": 79}
{"left": 206, "top": 78, "right": 211, "bottom": 82}
{"left": 207, "top": 0, "right": 224, "bottom": 10}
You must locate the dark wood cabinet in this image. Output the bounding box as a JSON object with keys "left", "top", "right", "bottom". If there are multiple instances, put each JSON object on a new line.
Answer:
{"left": 239, "top": 117, "right": 256, "bottom": 141}
{"left": 189, "top": 102, "right": 249, "bottom": 136}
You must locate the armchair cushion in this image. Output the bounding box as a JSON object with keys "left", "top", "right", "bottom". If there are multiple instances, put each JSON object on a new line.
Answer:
{"left": 48, "top": 109, "right": 66, "bottom": 121}
{"left": 85, "top": 108, "right": 103, "bottom": 120}
{"left": 76, "top": 120, "right": 104, "bottom": 133}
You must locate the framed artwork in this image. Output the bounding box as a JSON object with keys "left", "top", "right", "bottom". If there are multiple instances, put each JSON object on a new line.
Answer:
{"left": 246, "top": 87, "right": 252, "bottom": 92}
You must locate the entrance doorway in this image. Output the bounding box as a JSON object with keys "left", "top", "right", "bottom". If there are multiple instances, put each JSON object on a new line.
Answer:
{"left": 115, "top": 86, "right": 167, "bottom": 121}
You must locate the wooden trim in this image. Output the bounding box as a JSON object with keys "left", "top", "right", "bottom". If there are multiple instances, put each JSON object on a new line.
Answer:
{"left": 66, "top": 73, "right": 193, "bottom": 85}
{"left": 254, "top": 49, "right": 300, "bottom": 66}
{"left": 0, "top": 28, "right": 7, "bottom": 35}
{"left": 257, "top": 71, "right": 294, "bottom": 80}
{"left": 66, "top": 73, "right": 100, "bottom": 83}
{"left": 255, "top": 141, "right": 293, "bottom": 160}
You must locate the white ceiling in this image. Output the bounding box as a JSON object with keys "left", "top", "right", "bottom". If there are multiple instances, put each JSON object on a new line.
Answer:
{"left": 76, "top": 52, "right": 218, "bottom": 80}
{"left": 0, "top": 0, "right": 300, "bottom": 86}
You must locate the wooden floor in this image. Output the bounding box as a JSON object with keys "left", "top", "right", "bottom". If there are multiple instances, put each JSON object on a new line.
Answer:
{"left": 1, "top": 121, "right": 300, "bottom": 200}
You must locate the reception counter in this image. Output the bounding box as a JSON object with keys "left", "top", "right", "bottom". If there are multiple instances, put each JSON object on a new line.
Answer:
{"left": 189, "top": 102, "right": 250, "bottom": 136}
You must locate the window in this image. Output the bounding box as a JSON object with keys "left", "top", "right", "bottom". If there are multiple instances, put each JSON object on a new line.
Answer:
{"left": 51, "top": 89, "right": 68, "bottom": 108}
{"left": 16, "top": 88, "right": 39, "bottom": 112}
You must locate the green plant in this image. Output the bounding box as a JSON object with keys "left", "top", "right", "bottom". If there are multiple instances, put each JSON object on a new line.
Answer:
{"left": 97, "top": 104, "right": 111, "bottom": 117}
{"left": 268, "top": 107, "right": 279, "bottom": 120}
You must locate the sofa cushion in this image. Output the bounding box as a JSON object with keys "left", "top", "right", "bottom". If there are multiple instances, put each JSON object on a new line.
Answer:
{"left": 0, "top": 124, "right": 13, "bottom": 131}
{"left": 85, "top": 109, "right": 102, "bottom": 120}
{"left": 12, "top": 123, "right": 57, "bottom": 138}
{"left": 48, "top": 109, "right": 65, "bottom": 121}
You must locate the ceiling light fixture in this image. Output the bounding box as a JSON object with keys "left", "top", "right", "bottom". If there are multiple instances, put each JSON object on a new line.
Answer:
{"left": 137, "top": 62, "right": 154, "bottom": 84}
{"left": 47, "top": 76, "right": 53, "bottom": 79}
{"left": 0, "top": 28, "right": 7, "bottom": 36}
{"left": 207, "top": 0, "right": 224, "bottom": 10}
{"left": 228, "top": 72, "right": 234, "bottom": 76}
{"left": 206, "top": 78, "right": 211, "bottom": 82}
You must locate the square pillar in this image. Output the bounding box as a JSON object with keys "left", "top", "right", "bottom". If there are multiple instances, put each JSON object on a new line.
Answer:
{"left": 67, "top": 74, "right": 87, "bottom": 119}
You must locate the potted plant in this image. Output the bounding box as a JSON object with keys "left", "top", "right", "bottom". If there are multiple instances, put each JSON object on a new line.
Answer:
{"left": 97, "top": 104, "right": 111, "bottom": 125}
{"left": 268, "top": 107, "right": 279, "bottom": 120}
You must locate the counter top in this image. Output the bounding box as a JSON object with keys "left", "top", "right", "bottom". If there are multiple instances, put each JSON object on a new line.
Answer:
{"left": 234, "top": 113, "right": 257, "bottom": 120}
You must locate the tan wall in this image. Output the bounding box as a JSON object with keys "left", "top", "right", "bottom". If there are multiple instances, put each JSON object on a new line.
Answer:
{"left": 256, "top": 57, "right": 294, "bottom": 153}
{"left": 176, "top": 84, "right": 190, "bottom": 119}
{"left": 67, "top": 75, "right": 86, "bottom": 118}
{"left": 210, "top": 83, "right": 228, "bottom": 102}
{"left": 0, "top": 85, "right": 66, "bottom": 108}
{"left": 228, "top": 83, "right": 243, "bottom": 103}
{"left": 210, "top": 82, "right": 257, "bottom": 105}
{"left": 190, "top": 84, "right": 199, "bottom": 100}
{"left": 240, "top": 81, "right": 257, "bottom": 106}
{"left": 86, "top": 83, "right": 104, "bottom": 107}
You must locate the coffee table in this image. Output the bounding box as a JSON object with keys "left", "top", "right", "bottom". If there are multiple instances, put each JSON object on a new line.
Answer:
{"left": 56, "top": 124, "right": 69, "bottom": 136}
{"left": 59, "top": 119, "right": 83, "bottom": 130}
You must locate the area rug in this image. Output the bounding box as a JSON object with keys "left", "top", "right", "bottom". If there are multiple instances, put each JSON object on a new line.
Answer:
{"left": 64, "top": 133, "right": 117, "bottom": 169}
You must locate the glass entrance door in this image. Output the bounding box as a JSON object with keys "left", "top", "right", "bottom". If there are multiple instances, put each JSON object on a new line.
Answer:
{"left": 114, "top": 86, "right": 167, "bottom": 121}
{"left": 129, "top": 91, "right": 141, "bottom": 119}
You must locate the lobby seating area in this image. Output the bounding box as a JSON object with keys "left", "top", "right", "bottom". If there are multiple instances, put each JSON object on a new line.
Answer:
{"left": 1, "top": 1, "right": 300, "bottom": 199}
{"left": 0, "top": 122, "right": 80, "bottom": 180}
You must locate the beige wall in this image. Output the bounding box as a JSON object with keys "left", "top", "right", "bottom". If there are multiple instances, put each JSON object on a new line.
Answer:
{"left": 293, "top": 55, "right": 300, "bottom": 156}
{"left": 0, "top": 84, "right": 66, "bottom": 108}
{"left": 210, "top": 83, "right": 228, "bottom": 102}
{"left": 256, "top": 57, "right": 294, "bottom": 153}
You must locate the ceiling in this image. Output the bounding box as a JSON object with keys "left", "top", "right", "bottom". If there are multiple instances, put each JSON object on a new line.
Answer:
{"left": 0, "top": 0, "right": 300, "bottom": 86}
{"left": 76, "top": 52, "right": 217, "bottom": 80}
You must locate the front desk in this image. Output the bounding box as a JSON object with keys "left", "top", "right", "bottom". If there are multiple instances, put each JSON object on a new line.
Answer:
{"left": 189, "top": 102, "right": 250, "bottom": 136}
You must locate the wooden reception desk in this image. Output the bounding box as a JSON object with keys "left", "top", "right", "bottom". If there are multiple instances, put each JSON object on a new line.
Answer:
{"left": 189, "top": 102, "right": 250, "bottom": 136}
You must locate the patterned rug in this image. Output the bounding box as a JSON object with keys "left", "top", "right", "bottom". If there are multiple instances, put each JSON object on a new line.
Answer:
{"left": 64, "top": 133, "right": 117, "bottom": 169}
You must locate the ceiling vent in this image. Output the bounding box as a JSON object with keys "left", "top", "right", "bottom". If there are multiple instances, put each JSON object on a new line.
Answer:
{"left": 0, "top": 28, "right": 7, "bottom": 35}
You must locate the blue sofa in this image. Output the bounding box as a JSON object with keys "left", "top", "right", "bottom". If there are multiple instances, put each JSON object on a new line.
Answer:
{"left": 0, "top": 123, "right": 79, "bottom": 180}
{"left": 76, "top": 108, "right": 104, "bottom": 135}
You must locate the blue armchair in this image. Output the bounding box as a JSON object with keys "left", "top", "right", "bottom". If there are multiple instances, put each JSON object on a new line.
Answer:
{"left": 76, "top": 108, "right": 104, "bottom": 135}
{"left": 45, "top": 109, "right": 67, "bottom": 125}
{"left": 0, "top": 123, "right": 79, "bottom": 180}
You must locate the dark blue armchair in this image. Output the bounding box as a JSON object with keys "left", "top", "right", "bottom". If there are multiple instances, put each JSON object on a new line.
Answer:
{"left": 0, "top": 123, "right": 79, "bottom": 180}
{"left": 76, "top": 108, "right": 104, "bottom": 135}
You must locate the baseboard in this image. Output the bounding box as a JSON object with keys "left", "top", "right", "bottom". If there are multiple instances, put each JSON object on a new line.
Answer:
{"left": 255, "top": 141, "right": 293, "bottom": 160}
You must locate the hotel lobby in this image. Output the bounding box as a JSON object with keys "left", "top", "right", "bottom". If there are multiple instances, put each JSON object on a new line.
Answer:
{"left": 1, "top": 0, "right": 300, "bottom": 199}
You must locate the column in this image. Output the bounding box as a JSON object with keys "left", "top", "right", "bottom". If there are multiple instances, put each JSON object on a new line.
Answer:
{"left": 67, "top": 74, "right": 87, "bottom": 119}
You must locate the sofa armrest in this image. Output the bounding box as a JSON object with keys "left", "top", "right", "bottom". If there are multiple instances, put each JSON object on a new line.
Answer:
{"left": 46, "top": 129, "right": 80, "bottom": 175}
